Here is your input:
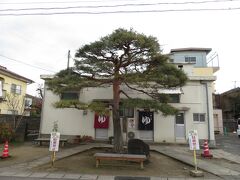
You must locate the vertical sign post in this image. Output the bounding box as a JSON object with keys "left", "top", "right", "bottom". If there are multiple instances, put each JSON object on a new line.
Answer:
{"left": 49, "top": 132, "right": 60, "bottom": 167}
{"left": 188, "top": 130, "right": 200, "bottom": 171}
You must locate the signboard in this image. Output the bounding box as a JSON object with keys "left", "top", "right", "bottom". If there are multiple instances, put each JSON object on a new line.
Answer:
{"left": 94, "top": 113, "right": 109, "bottom": 129}
{"left": 188, "top": 130, "right": 200, "bottom": 150}
{"left": 49, "top": 132, "right": 60, "bottom": 152}
{"left": 128, "top": 119, "right": 135, "bottom": 129}
{"left": 138, "top": 111, "right": 153, "bottom": 130}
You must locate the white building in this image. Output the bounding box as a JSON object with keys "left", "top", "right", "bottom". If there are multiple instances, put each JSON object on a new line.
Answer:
{"left": 40, "top": 48, "right": 219, "bottom": 145}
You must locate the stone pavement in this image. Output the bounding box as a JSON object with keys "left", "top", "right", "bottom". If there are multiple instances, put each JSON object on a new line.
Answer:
{"left": 0, "top": 143, "right": 239, "bottom": 180}
{"left": 151, "top": 145, "right": 240, "bottom": 180}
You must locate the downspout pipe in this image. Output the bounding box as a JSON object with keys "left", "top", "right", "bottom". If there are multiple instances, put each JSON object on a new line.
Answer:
{"left": 201, "top": 81, "right": 211, "bottom": 141}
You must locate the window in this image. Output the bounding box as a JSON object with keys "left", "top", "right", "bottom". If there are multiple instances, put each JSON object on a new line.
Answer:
{"left": 0, "top": 80, "right": 3, "bottom": 97}
{"left": 168, "top": 94, "right": 180, "bottom": 103}
{"left": 193, "top": 113, "right": 205, "bottom": 122}
{"left": 25, "top": 98, "right": 32, "bottom": 108}
{"left": 176, "top": 113, "right": 184, "bottom": 124}
{"left": 61, "top": 92, "right": 79, "bottom": 100}
{"left": 185, "top": 56, "right": 196, "bottom": 63}
{"left": 119, "top": 107, "right": 134, "bottom": 118}
{"left": 0, "top": 78, "right": 5, "bottom": 98}
{"left": 11, "top": 84, "right": 21, "bottom": 94}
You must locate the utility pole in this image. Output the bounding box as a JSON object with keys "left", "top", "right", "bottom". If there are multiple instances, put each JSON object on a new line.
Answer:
{"left": 232, "top": 81, "right": 240, "bottom": 89}
{"left": 67, "top": 50, "right": 70, "bottom": 70}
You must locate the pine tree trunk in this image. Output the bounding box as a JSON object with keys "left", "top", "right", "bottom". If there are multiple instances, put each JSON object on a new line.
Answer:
{"left": 112, "top": 79, "right": 124, "bottom": 153}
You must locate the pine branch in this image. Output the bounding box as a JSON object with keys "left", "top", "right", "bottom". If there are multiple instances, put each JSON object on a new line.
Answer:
{"left": 124, "top": 81, "right": 156, "bottom": 100}
{"left": 119, "top": 90, "right": 131, "bottom": 99}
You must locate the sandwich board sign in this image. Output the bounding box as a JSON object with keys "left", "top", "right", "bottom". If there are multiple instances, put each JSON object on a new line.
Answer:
{"left": 49, "top": 132, "right": 60, "bottom": 152}
{"left": 188, "top": 130, "right": 200, "bottom": 150}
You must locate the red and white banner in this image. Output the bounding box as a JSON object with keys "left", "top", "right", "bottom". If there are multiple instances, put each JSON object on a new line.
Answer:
{"left": 49, "top": 132, "right": 60, "bottom": 152}
{"left": 94, "top": 113, "right": 109, "bottom": 129}
{"left": 188, "top": 130, "right": 200, "bottom": 150}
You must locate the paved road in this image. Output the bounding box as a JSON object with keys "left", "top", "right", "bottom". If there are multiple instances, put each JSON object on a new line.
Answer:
{"left": 0, "top": 177, "right": 224, "bottom": 180}
{"left": 0, "top": 178, "right": 64, "bottom": 180}
{"left": 215, "top": 133, "right": 240, "bottom": 156}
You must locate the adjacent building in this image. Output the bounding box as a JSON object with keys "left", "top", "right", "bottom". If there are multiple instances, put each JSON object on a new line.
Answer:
{"left": 40, "top": 47, "right": 219, "bottom": 146}
{"left": 212, "top": 94, "right": 223, "bottom": 134}
{"left": 219, "top": 88, "right": 240, "bottom": 132}
{"left": 0, "top": 65, "right": 34, "bottom": 115}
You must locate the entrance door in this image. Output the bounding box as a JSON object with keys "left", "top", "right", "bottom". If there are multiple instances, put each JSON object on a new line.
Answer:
{"left": 175, "top": 113, "right": 185, "bottom": 139}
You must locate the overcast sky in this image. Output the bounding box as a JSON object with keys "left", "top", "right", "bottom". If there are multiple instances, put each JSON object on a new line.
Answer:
{"left": 0, "top": 0, "right": 240, "bottom": 96}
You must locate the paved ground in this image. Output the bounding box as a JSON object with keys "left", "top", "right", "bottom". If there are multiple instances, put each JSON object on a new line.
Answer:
{"left": 0, "top": 135, "right": 239, "bottom": 180}
{"left": 215, "top": 133, "right": 240, "bottom": 156}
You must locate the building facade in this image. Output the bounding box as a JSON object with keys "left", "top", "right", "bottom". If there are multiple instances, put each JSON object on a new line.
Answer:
{"left": 219, "top": 88, "right": 240, "bottom": 132}
{"left": 0, "top": 65, "right": 33, "bottom": 115}
{"left": 40, "top": 48, "right": 219, "bottom": 145}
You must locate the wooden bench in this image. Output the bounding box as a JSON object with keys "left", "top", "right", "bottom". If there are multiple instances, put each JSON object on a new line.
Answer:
{"left": 94, "top": 153, "right": 147, "bottom": 169}
{"left": 34, "top": 138, "right": 68, "bottom": 147}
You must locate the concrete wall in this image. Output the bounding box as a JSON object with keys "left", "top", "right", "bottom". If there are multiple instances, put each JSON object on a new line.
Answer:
{"left": 193, "top": 68, "right": 214, "bottom": 76}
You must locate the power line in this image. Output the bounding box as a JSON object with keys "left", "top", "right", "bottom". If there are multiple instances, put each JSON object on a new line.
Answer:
{"left": 0, "top": 0, "right": 238, "bottom": 5}
{"left": 0, "top": 7, "right": 240, "bottom": 16}
{"left": 0, "top": 54, "right": 56, "bottom": 73}
{"left": 0, "top": 0, "right": 239, "bottom": 12}
{"left": 0, "top": 0, "right": 119, "bottom": 4}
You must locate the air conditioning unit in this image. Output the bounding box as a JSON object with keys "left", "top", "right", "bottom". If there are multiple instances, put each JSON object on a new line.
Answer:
{"left": 127, "top": 131, "right": 135, "bottom": 139}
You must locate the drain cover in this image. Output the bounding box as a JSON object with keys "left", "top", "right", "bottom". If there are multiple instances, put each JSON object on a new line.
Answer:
{"left": 115, "top": 176, "right": 150, "bottom": 180}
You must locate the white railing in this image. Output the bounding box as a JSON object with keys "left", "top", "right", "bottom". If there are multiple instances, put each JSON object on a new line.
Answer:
{"left": 207, "top": 51, "right": 219, "bottom": 68}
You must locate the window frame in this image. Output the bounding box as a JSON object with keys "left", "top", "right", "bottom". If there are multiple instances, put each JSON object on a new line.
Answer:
{"left": 176, "top": 113, "right": 184, "bottom": 124}
{"left": 0, "top": 80, "right": 3, "bottom": 97}
{"left": 119, "top": 107, "right": 134, "bottom": 118}
{"left": 60, "top": 91, "right": 79, "bottom": 100}
{"left": 25, "top": 98, "right": 32, "bottom": 108}
{"left": 193, "top": 113, "right": 206, "bottom": 123}
{"left": 11, "top": 84, "right": 21, "bottom": 94}
{"left": 168, "top": 94, "right": 180, "bottom": 103}
{"left": 185, "top": 56, "right": 196, "bottom": 63}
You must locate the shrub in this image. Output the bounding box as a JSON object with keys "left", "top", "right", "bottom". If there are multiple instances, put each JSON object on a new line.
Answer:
{"left": 81, "top": 135, "right": 93, "bottom": 143}
{"left": 74, "top": 135, "right": 93, "bottom": 143}
{"left": 0, "top": 123, "right": 14, "bottom": 142}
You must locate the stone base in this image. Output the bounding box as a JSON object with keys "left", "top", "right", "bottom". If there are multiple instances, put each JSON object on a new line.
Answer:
{"left": 1, "top": 155, "right": 11, "bottom": 159}
{"left": 201, "top": 153, "right": 213, "bottom": 158}
{"left": 190, "top": 170, "right": 204, "bottom": 177}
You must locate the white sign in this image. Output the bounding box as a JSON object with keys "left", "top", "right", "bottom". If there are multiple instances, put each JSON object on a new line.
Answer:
{"left": 128, "top": 119, "right": 135, "bottom": 129}
{"left": 188, "top": 130, "right": 200, "bottom": 150}
{"left": 49, "top": 132, "right": 60, "bottom": 152}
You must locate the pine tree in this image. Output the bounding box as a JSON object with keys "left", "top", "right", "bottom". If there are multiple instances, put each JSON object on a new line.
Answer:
{"left": 47, "top": 28, "right": 188, "bottom": 152}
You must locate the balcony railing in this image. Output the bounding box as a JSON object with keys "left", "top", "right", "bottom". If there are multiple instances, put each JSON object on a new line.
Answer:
{"left": 207, "top": 51, "right": 220, "bottom": 73}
